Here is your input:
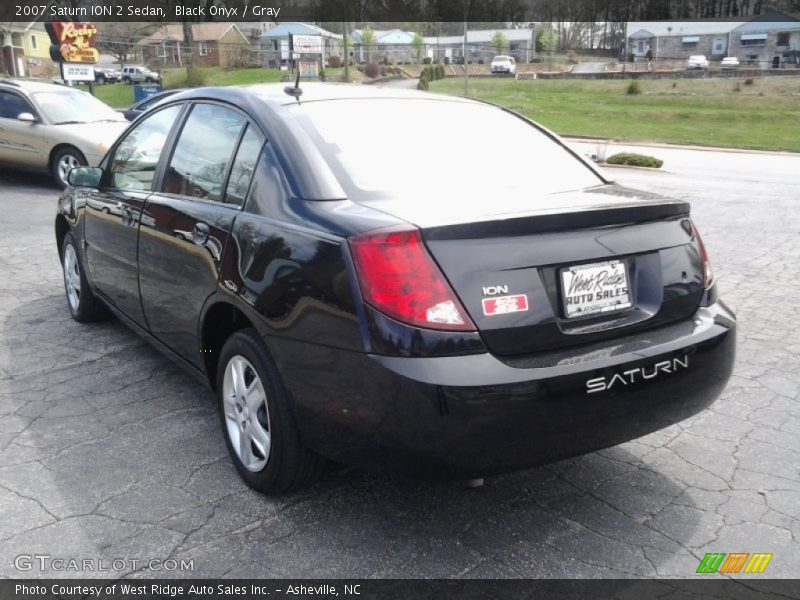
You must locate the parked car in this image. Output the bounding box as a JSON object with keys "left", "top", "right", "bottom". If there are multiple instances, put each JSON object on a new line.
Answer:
{"left": 94, "top": 67, "right": 121, "bottom": 84}
{"left": 491, "top": 55, "right": 516, "bottom": 74}
{"left": 56, "top": 84, "right": 736, "bottom": 494}
{"left": 721, "top": 57, "right": 740, "bottom": 69}
{"left": 119, "top": 89, "right": 183, "bottom": 121}
{"left": 0, "top": 79, "right": 128, "bottom": 187}
{"left": 120, "top": 65, "right": 161, "bottom": 84}
{"left": 686, "top": 55, "right": 710, "bottom": 69}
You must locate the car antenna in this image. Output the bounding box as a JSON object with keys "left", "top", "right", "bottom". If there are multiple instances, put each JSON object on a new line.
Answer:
{"left": 284, "top": 71, "right": 302, "bottom": 102}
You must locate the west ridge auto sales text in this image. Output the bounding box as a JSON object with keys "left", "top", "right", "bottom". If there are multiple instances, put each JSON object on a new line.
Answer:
{"left": 16, "top": 584, "right": 360, "bottom": 597}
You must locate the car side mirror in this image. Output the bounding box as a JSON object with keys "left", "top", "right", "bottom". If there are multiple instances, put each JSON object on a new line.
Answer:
{"left": 67, "top": 166, "right": 103, "bottom": 188}
{"left": 17, "top": 112, "right": 37, "bottom": 123}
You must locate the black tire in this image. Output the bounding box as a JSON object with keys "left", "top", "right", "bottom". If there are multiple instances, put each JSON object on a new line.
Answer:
{"left": 97, "top": 75, "right": 106, "bottom": 85}
{"left": 61, "top": 232, "right": 108, "bottom": 322}
{"left": 51, "top": 146, "right": 86, "bottom": 189}
{"left": 217, "top": 329, "right": 325, "bottom": 494}
{"left": 122, "top": 76, "right": 131, "bottom": 85}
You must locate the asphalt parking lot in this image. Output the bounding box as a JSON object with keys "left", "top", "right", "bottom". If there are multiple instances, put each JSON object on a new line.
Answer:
{"left": 0, "top": 143, "right": 798, "bottom": 579}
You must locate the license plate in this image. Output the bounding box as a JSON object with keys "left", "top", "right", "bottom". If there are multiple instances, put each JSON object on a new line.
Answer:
{"left": 560, "top": 259, "right": 632, "bottom": 319}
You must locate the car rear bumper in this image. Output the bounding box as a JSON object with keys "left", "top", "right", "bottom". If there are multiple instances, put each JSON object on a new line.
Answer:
{"left": 273, "top": 301, "right": 736, "bottom": 478}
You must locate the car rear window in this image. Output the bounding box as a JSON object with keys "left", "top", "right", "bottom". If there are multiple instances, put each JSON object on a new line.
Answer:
{"left": 290, "top": 99, "right": 602, "bottom": 203}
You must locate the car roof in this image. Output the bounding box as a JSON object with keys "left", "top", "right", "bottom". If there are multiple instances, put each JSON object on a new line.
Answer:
{"left": 0, "top": 78, "right": 75, "bottom": 93}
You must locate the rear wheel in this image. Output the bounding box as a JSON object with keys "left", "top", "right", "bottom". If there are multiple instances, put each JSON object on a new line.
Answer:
{"left": 217, "top": 329, "right": 324, "bottom": 494}
{"left": 61, "top": 232, "right": 107, "bottom": 322}
{"left": 52, "top": 146, "right": 86, "bottom": 189}
{"left": 122, "top": 76, "right": 131, "bottom": 84}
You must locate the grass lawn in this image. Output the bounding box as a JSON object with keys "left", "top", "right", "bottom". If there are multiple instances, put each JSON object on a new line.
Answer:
{"left": 430, "top": 76, "right": 800, "bottom": 152}
{"left": 81, "top": 67, "right": 285, "bottom": 108}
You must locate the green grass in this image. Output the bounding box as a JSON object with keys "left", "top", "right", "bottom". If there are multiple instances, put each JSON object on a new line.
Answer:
{"left": 429, "top": 77, "right": 800, "bottom": 152}
{"left": 80, "top": 67, "right": 285, "bottom": 108}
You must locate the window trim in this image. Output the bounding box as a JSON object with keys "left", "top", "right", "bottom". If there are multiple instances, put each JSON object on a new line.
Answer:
{"left": 225, "top": 125, "right": 266, "bottom": 209}
{"left": 198, "top": 42, "right": 209, "bottom": 56}
{"left": 153, "top": 100, "right": 267, "bottom": 210}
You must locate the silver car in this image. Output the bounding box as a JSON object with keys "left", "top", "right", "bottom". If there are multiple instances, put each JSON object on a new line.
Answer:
{"left": 0, "top": 79, "right": 128, "bottom": 187}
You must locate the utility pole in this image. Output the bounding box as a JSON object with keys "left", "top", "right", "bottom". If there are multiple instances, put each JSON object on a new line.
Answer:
{"left": 342, "top": 17, "right": 349, "bottom": 83}
{"left": 463, "top": 21, "right": 468, "bottom": 96}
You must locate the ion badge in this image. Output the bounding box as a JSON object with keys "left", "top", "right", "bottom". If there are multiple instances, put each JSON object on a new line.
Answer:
{"left": 482, "top": 294, "right": 529, "bottom": 316}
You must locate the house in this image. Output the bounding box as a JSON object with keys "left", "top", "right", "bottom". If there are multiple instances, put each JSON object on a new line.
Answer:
{"left": 139, "top": 24, "right": 251, "bottom": 69}
{"left": 0, "top": 22, "right": 55, "bottom": 78}
{"left": 729, "top": 10, "right": 800, "bottom": 68}
{"left": 626, "top": 11, "right": 800, "bottom": 67}
{"left": 259, "top": 22, "right": 343, "bottom": 69}
{"left": 626, "top": 20, "right": 745, "bottom": 61}
{"left": 423, "top": 29, "right": 535, "bottom": 63}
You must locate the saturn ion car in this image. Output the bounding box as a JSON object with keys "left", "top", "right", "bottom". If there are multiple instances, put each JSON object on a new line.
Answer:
{"left": 55, "top": 84, "right": 736, "bottom": 494}
{"left": 0, "top": 79, "right": 128, "bottom": 187}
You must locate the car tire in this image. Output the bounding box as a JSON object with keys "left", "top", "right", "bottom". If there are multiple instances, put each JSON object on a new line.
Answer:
{"left": 51, "top": 146, "right": 87, "bottom": 189}
{"left": 61, "top": 232, "right": 108, "bottom": 322}
{"left": 122, "top": 76, "right": 131, "bottom": 85}
{"left": 217, "top": 328, "right": 325, "bottom": 495}
{"left": 97, "top": 75, "right": 106, "bottom": 85}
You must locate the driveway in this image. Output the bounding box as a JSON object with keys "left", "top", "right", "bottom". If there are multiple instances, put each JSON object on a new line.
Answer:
{"left": 0, "top": 142, "right": 798, "bottom": 579}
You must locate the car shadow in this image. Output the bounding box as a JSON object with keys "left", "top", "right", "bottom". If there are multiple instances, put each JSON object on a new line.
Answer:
{"left": 0, "top": 294, "right": 701, "bottom": 579}
{"left": 0, "top": 167, "right": 61, "bottom": 191}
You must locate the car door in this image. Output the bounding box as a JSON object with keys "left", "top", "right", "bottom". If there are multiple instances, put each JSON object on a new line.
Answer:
{"left": 0, "top": 90, "right": 43, "bottom": 168}
{"left": 137, "top": 102, "right": 265, "bottom": 367}
{"left": 83, "top": 104, "right": 184, "bottom": 325}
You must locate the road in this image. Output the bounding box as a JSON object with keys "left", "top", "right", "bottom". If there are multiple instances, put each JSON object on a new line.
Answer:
{"left": 0, "top": 142, "right": 798, "bottom": 579}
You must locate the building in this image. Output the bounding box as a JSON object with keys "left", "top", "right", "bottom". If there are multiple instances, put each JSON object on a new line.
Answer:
{"left": 352, "top": 28, "right": 419, "bottom": 63}
{"left": 626, "top": 21, "right": 745, "bottom": 61}
{"left": 729, "top": 11, "right": 800, "bottom": 68}
{"left": 626, "top": 11, "right": 800, "bottom": 67}
{"left": 0, "top": 22, "right": 55, "bottom": 78}
{"left": 139, "top": 24, "right": 251, "bottom": 69}
{"left": 424, "top": 29, "right": 536, "bottom": 63}
{"left": 259, "top": 22, "right": 343, "bottom": 69}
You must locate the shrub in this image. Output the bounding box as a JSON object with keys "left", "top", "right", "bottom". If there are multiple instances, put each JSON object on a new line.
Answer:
{"left": 529, "top": 57, "right": 542, "bottom": 63}
{"left": 606, "top": 153, "right": 663, "bottom": 168}
{"left": 379, "top": 66, "right": 387, "bottom": 76}
{"left": 744, "top": 77, "right": 754, "bottom": 85}
{"left": 364, "top": 62, "right": 380, "bottom": 78}
{"left": 444, "top": 56, "right": 450, "bottom": 65}
{"left": 422, "top": 57, "right": 432, "bottom": 65}
{"left": 477, "top": 59, "right": 483, "bottom": 64}
{"left": 627, "top": 52, "right": 635, "bottom": 63}
{"left": 566, "top": 50, "right": 578, "bottom": 64}
{"left": 417, "top": 68, "right": 429, "bottom": 90}
{"left": 645, "top": 48, "right": 653, "bottom": 61}
{"left": 439, "top": 65, "right": 446, "bottom": 78}
{"left": 327, "top": 56, "right": 342, "bottom": 68}
{"left": 356, "top": 64, "right": 365, "bottom": 73}
{"left": 626, "top": 80, "right": 642, "bottom": 95}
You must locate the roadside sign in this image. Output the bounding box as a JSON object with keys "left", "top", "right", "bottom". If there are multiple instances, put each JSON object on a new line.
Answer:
{"left": 298, "top": 61, "right": 319, "bottom": 78}
{"left": 291, "top": 34, "right": 322, "bottom": 54}
{"left": 62, "top": 63, "right": 95, "bottom": 82}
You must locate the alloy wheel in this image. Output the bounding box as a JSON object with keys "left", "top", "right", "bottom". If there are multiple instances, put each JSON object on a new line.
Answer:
{"left": 63, "top": 244, "right": 81, "bottom": 312}
{"left": 222, "top": 355, "right": 271, "bottom": 472}
{"left": 57, "top": 154, "right": 80, "bottom": 186}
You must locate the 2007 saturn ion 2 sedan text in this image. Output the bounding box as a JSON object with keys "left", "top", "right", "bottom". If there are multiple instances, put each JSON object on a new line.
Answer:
{"left": 56, "top": 84, "right": 736, "bottom": 494}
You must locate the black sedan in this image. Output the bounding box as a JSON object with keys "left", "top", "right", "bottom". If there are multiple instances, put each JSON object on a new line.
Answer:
{"left": 56, "top": 84, "right": 736, "bottom": 494}
{"left": 118, "top": 88, "right": 182, "bottom": 121}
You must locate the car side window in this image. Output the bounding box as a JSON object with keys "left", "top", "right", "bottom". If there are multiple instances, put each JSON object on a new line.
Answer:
{"left": 0, "top": 91, "right": 33, "bottom": 119}
{"left": 162, "top": 103, "right": 246, "bottom": 202}
{"left": 109, "top": 105, "right": 181, "bottom": 191}
{"left": 225, "top": 125, "right": 264, "bottom": 207}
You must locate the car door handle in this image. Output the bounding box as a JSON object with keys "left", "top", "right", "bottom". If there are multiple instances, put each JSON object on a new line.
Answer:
{"left": 192, "top": 222, "right": 210, "bottom": 246}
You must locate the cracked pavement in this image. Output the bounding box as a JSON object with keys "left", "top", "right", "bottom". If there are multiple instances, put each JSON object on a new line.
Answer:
{"left": 0, "top": 143, "right": 798, "bottom": 579}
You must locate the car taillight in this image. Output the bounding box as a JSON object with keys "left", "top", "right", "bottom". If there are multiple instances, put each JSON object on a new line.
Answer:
{"left": 693, "top": 224, "right": 714, "bottom": 289}
{"left": 348, "top": 227, "right": 475, "bottom": 331}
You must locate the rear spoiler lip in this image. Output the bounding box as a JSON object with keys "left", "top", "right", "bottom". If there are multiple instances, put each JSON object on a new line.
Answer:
{"left": 421, "top": 200, "right": 691, "bottom": 241}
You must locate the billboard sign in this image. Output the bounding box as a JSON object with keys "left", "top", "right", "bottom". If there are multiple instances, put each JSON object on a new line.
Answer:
{"left": 291, "top": 34, "right": 322, "bottom": 55}
{"left": 45, "top": 22, "right": 100, "bottom": 64}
